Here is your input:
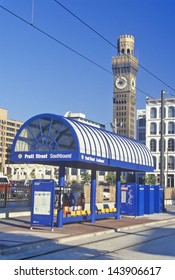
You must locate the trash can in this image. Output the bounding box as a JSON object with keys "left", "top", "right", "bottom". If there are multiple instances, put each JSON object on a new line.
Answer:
{"left": 154, "top": 185, "right": 163, "bottom": 213}
{"left": 144, "top": 185, "right": 155, "bottom": 214}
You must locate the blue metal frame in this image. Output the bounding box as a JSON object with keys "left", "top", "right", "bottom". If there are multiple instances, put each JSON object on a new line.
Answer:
{"left": 90, "top": 169, "right": 96, "bottom": 223}
{"left": 10, "top": 113, "right": 155, "bottom": 228}
{"left": 57, "top": 166, "right": 65, "bottom": 228}
{"left": 30, "top": 179, "right": 55, "bottom": 230}
{"left": 11, "top": 113, "right": 154, "bottom": 172}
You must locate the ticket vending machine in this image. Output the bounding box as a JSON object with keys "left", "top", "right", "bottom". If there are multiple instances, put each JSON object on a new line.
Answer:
{"left": 121, "top": 184, "right": 135, "bottom": 216}
{"left": 120, "top": 183, "right": 144, "bottom": 216}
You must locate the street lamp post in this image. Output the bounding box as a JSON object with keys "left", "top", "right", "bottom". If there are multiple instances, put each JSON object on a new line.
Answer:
{"left": 160, "top": 90, "right": 166, "bottom": 211}
{"left": 160, "top": 90, "right": 165, "bottom": 187}
{"left": 0, "top": 121, "right": 6, "bottom": 174}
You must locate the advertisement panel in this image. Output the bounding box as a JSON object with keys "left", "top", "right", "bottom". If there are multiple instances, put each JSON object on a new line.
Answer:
{"left": 30, "top": 179, "right": 55, "bottom": 230}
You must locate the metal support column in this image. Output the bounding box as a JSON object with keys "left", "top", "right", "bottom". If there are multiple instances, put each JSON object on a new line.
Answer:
{"left": 90, "top": 169, "right": 96, "bottom": 223}
{"left": 160, "top": 90, "right": 165, "bottom": 187}
{"left": 160, "top": 90, "right": 166, "bottom": 211}
{"left": 57, "top": 165, "right": 65, "bottom": 228}
{"left": 115, "top": 171, "right": 121, "bottom": 219}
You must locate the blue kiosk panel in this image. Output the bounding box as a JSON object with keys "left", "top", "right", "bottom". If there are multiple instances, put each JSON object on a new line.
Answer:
{"left": 154, "top": 185, "right": 163, "bottom": 213}
{"left": 144, "top": 185, "right": 155, "bottom": 214}
{"left": 120, "top": 183, "right": 144, "bottom": 216}
{"left": 30, "top": 179, "right": 55, "bottom": 230}
{"left": 121, "top": 184, "right": 135, "bottom": 216}
{"left": 136, "top": 185, "right": 144, "bottom": 216}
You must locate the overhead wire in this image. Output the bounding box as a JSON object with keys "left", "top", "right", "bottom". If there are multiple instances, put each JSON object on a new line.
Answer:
{"left": 0, "top": 5, "right": 112, "bottom": 76}
{"left": 0, "top": 4, "right": 156, "bottom": 100}
{"left": 54, "top": 0, "right": 175, "bottom": 94}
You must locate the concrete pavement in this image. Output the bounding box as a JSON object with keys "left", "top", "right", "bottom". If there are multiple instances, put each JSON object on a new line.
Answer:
{"left": 0, "top": 205, "right": 175, "bottom": 259}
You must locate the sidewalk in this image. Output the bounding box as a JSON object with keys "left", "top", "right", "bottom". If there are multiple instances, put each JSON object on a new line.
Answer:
{"left": 1, "top": 205, "right": 175, "bottom": 257}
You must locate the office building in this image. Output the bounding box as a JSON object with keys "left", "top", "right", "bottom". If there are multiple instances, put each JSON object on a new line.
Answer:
{"left": 146, "top": 97, "right": 175, "bottom": 187}
{"left": 0, "top": 108, "right": 23, "bottom": 174}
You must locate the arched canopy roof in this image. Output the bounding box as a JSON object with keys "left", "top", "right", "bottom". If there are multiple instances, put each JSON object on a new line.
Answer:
{"left": 11, "top": 114, "right": 154, "bottom": 172}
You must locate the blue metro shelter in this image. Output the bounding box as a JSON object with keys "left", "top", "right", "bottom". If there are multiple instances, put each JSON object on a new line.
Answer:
{"left": 11, "top": 113, "right": 154, "bottom": 227}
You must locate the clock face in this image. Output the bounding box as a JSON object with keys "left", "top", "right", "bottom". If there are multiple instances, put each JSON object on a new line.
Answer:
{"left": 115, "top": 76, "right": 127, "bottom": 89}
{"left": 131, "top": 77, "right": 135, "bottom": 91}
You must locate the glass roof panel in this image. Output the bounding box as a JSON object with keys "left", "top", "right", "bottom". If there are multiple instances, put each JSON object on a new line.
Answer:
{"left": 14, "top": 116, "right": 76, "bottom": 152}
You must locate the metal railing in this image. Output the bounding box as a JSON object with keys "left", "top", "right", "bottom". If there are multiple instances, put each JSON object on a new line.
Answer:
{"left": 0, "top": 184, "right": 31, "bottom": 208}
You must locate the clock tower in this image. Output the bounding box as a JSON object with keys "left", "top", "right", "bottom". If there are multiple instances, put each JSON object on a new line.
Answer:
{"left": 112, "top": 35, "right": 138, "bottom": 138}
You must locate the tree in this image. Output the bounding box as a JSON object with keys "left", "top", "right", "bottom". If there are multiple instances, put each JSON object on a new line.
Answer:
{"left": 143, "top": 174, "right": 156, "bottom": 185}
{"left": 81, "top": 172, "right": 91, "bottom": 184}
{"left": 120, "top": 175, "right": 126, "bottom": 183}
{"left": 30, "top": 169, "right": 36, "bottom": 179}
{"left": 105, "top": 172, "right": 116, "bottom": 185}
{"left": 71, "top": 179, "right": 77, "bottom": 185}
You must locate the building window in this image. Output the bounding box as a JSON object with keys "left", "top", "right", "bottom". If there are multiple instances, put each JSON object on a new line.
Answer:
{"left": 7, "top": 122, "right": 15, "bottom": 126}
{"left": 71, "top": 168, "right": 78, "bottom": 176}
{"left": 150, "top": 139, "right": 157, "bottom": 152}
{"left": 153, "top": 156, "right": 156, "bottom": 170}
{"left": 168, "top": 156, "right": 174, "bottom": 169}
{"left": 138, "top": 118, "right": 145, "bottom": 127}
{"left": 168, "top": 122, "right": 175, "bottom": 134}
{"left": 168, "top": 106, "right": 175, "bottom": 118}
{"left": 99, "top": 171, "right": 105, "bottom": 176}
{"left": 138, "top": 132, "right": 145, "bottom": 141}
{"left": 150, "top": 107, "right": 157, "bottom": 118}
{"left": 168, "top": 139, "right": 175, "bottom": 151}
{"left": 167, "top": 174, "right": 174, "bottom": 188}
{"left": 150, "top": 122, "right": 157, "bottom": 134}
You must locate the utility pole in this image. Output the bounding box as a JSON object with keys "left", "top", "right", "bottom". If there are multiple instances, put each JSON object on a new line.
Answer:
{"left": 160, "top": 90, "right": 166, "bottom": 211}
{"left": 31, "top": 0, "right": 35, "bottom": 25}
{"left": 160, "top": 90, "right": 165, "bottom": 187}
{"left": 0, "top": 121, "right": 6, "bottom": 174}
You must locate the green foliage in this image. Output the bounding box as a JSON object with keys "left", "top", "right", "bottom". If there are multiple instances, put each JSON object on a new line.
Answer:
{"left": 81, "top": 172, "right": 91, "bottom": 184}
{"left": 143, "top": 174, "right": 156, "bottom": 185}
{"left": 105, "top": 172, "right": 116, "bottom": 185}
{"left": 120, "top": 175, "right": 126, "bottom": 183}
{"left": 30, "top": 169, "right": 36, "bottom": 179}
{"left": 71, "top": 179, "right": 77, "bottom": 185}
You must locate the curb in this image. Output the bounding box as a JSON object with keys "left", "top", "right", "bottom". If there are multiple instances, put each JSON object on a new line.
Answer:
{"left": 56, "top": 229, "right": 116, "bottom": 244}
{"left": 0, "top": 229, "right": 115, "bottom": 257}
{"left": 116, "top": 217, "right": 175, "bottom": 231}
{"left": 0, "top": 211, "right": 30, "bottom": 219}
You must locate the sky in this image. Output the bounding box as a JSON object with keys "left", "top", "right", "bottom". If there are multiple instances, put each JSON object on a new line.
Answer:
{"left": 0, "top": 0, "right": 175, "bottom": 130}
